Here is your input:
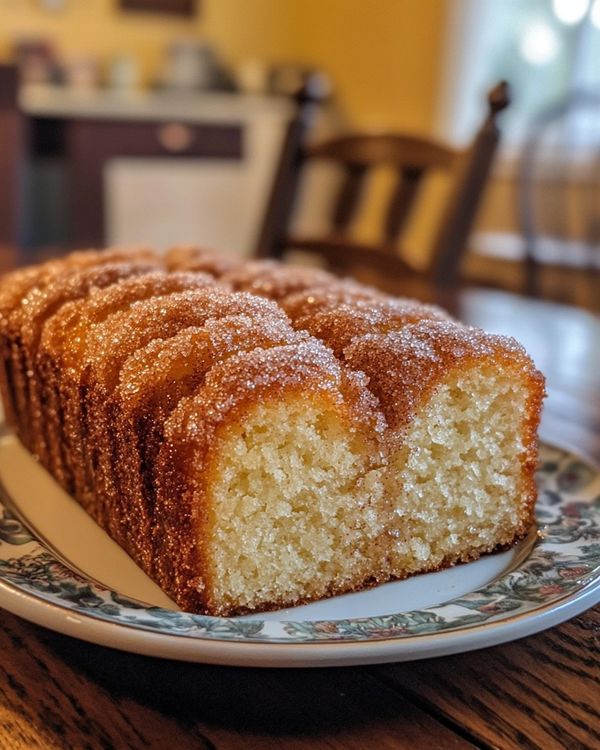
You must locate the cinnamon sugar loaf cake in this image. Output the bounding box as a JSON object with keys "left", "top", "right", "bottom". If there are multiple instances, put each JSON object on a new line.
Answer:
{"left": 0, "top": 246, "right": 545, "bottom": 615}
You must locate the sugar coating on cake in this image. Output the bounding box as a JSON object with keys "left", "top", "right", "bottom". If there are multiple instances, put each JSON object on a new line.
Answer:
{"left": 0, "top": 246, "right": 160, "bottom": 438}
{"left": 291, "top": 297, "right": 451, "bottom": 356}
{"left": 222, "top": 260, "right": 336, "bottom": 300}
{"left": 38, "top": 270, "right": 218, "bottom": 488}
{"left": 165, "top": 245, "right": 242, "bottom": 276}
{"left": 0, "top": 246, "right": 545, "bottom": 616}
{"left": 10, "top": 261, "right": 159, "bottom": 459}
{"left": 280, "top": 282, "right": 386, "bottom": 321}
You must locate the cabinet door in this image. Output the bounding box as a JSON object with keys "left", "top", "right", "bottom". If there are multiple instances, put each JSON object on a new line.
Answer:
{"left": 106, "top": 114, "right": 288, "bottom": 256}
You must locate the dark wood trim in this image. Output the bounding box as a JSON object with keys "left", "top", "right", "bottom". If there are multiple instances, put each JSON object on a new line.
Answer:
{"left": 332, "top": 165, "right": 367, "bottom": 232}
{"left": 308, "top": 134, "right": 456, "bottom": 169}
{"left": 119, "top": 0, "right": 197, "bottom": 16}
{"left": 0, "top": 65, "right": 26, "bottom": 248}
{"left": 383, "top": 167, "right": 425, "bottom": 244}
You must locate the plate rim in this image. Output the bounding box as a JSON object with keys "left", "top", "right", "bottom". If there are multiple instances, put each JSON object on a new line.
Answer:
{"left": 0, "top": 573, "right": 597, "bottom": 667}
{"left": 0, "top": 435, "right": 599, "bottom": 667}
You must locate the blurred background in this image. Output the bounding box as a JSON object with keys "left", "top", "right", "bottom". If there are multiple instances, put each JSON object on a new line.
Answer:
{"left": 0, "top": 0, "right": 598, "bottom": 309}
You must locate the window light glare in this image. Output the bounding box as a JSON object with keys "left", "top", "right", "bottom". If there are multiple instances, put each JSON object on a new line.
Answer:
{"left": 519, "top": 23, "right": 561, "bottom": 65}
{"left": 553, "top": 0, "right": 590, "bottom": 25}
{"left": 591, "top": 0, "right": 600, "bottom": 28}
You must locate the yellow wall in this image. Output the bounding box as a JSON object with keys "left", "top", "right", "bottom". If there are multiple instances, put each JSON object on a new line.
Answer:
{"left": 286, "top": 0, "right": 448, "bottom": 133}
{"left": 200, "top": 0, "right": 297, "bottom": 70}
{"left": 202, "top": 0, "right": 448, "bottom": 133}
{"left": 0, "top": 0, "right": 448, "bottom": 133}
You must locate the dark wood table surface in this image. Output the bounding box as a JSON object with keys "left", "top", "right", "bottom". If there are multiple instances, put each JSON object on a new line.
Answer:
{"left": 1, "top": 285, "right": 599, "bottom": 750}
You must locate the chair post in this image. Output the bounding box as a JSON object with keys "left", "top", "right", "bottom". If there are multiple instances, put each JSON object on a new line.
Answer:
{"left": 518, "top": 133, "right": 541, "bottom": 298}
{"left": 254, "top": 72, "right": 328, "bottom": 259}
{"left": 430, "top": 81, "right": 510, "bottom": 288}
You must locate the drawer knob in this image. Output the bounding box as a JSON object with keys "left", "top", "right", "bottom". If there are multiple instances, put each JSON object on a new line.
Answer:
{"left": 158, "top": 123, "right": 194, "bottom": 152}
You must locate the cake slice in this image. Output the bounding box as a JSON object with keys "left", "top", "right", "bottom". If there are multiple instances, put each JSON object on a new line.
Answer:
{"left": 154, "top": 339, "right": 387, "bottom": 615}
{"left": 38, "top": 270, "right": 216, "bottom": 490}
{"left": 344, "top": 321, "right": 545, "bottom": 574}
{"left": 111, "top": 313, "right": 303, "bottom": 569}
{"left": 76, "top": 289, "right": 288, "bottom": 522}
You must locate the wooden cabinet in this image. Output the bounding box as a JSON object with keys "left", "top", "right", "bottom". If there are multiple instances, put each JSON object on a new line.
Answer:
{"left": 0, "top": 67, "right": 291, "bottom": 257}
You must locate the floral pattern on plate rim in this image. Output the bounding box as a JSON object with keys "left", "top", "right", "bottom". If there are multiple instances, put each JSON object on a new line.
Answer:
{"left": 0, "top": 443, "right": 598, "bottom": 644}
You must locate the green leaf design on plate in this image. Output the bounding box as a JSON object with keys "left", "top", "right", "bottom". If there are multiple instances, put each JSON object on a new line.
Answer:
{"left": 0, "top": 509, "right": 34, "bottom": 546}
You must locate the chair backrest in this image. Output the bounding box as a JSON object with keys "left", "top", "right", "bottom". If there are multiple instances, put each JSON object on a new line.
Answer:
{"left": 304, "top": 134, "right": 457, "bottom": 247}
{"left": 256, "top": 80, "right": 510, "bottom": 289}
{"left": 518, "top": 90, "right": 600, "bottom": 302}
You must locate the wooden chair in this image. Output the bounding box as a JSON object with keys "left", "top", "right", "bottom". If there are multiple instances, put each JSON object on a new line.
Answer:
{"left": 518, "top": 90, "right": 600, "bottom": 308}
{"left": 255, "top": 79, "right": 510, "bottom": 290}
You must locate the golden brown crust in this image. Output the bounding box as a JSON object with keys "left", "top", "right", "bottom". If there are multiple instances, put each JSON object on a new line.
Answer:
{"left": 10, "top": 261, "right": 159, "bottom": 460}
{"left": 0, "top": 247, "right": 160, "bottom": 429}
{"left": 38, "top": 271, "right": 217, "bottom": 489}
{"left": 290, "top": 297, "right": 451, "bottom": 357}
{"left": 40, "top": 270, "right": 216, "bottom": 371}
{"left": 165, "top": 245, "right": 242, "bottom": 276}
{"left": 0, "top": 247, "right": 159, "bottom": 317}
{"left": 280, "top": 282, "right": 386, "bottom": 321}
{"left": 221, "top": 261, "right": 337, "bottom": 300}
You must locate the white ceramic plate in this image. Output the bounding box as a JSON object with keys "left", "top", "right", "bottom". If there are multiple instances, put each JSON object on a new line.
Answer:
{"left": 0, "top": 433, "right": 598, "bottom": 667}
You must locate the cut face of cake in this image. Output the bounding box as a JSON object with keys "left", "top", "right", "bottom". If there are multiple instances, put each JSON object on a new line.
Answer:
{"left": 344, "top": 321, "right": 545, "bottom": 576}
{"left": 110, "top": 312, "right": 303, "bottom": 569}
{"left": 154, "top": 340, "right": 387, "bottom": 615}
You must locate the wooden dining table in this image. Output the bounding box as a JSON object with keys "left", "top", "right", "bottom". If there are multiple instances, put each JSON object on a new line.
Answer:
{"left": 0, "top": 282, "right": 598, "bottom": 750}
